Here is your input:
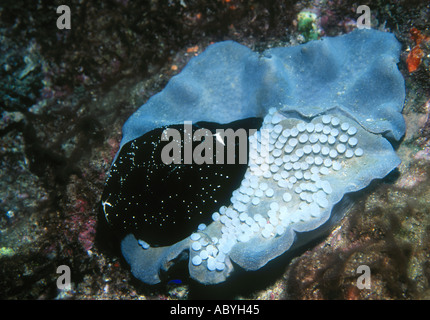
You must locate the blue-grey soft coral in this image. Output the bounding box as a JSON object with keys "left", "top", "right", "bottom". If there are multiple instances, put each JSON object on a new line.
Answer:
{"left": 109, "top": 29, "right": 405, "bottom": 285}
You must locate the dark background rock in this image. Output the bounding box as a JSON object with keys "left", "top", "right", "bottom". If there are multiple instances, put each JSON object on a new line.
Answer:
{"left": 0, "top": 0, "right": 429, "bottom": 299}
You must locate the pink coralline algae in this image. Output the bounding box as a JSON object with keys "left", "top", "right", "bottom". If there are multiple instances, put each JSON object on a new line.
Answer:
{"left": 65, "top": 199, "right": 96, "bottom": 252}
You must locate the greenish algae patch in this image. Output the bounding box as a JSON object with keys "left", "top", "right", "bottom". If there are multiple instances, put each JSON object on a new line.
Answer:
{"left": 297, "top": 11, "right": 319, "bottom": 41}
{"left": 0, "top": 247, "right": 15, "bottom": 258}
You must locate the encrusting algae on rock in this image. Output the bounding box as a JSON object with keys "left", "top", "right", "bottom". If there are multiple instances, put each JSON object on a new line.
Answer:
{"left": 297, "top": 11, "right": 320, "bottom": 41}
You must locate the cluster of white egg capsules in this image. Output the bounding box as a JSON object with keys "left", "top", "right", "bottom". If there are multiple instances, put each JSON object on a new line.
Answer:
{"left": 190, "top": 108, "right": 363, "bottom": 271}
